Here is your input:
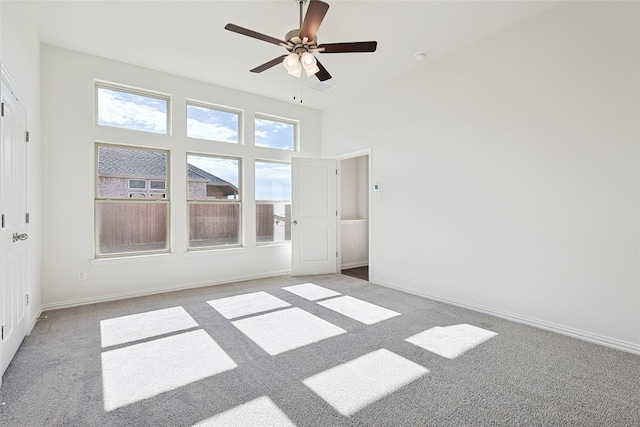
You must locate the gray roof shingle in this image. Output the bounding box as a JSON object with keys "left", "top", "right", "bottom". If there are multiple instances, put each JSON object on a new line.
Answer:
{"left": 98, "top": 145, "right": 238, "bottom": 193}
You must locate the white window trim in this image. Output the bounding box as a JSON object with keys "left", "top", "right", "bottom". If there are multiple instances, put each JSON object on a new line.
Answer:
{"left": 94, "top": 80, "right": 172, "bottom": 135}
{"left": 187, "top": 153, "right": 242, "bottom": 250}
{"left": 95, "top": 143, "right": 171, "bottom": 258}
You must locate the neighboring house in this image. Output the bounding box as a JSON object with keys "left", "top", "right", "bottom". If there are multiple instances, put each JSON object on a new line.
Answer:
{"left": 97, "top": 146, "right": 238, "bottom": 199}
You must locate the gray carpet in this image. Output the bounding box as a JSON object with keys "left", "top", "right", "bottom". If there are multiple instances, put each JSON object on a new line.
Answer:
{"left": 1, "top": 274, "right": 639, "bottom": 426}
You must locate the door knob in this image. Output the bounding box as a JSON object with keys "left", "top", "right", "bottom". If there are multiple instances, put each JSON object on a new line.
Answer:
{"left": 12, "top": 233, "right": 28, "bottom": 242}
{"left": 292, "top": 220, "right": 298, "bottom": 225}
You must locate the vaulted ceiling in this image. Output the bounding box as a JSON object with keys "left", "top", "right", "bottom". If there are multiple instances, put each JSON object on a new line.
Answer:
{"left": 8, "top": 1, "right": 561, "bottom": 109}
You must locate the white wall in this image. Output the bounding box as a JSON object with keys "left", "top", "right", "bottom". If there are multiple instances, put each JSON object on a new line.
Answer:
{"left": 322, "top": 1, "right": 640, "bottom": 351}
{"left": 41, "top": 46, "right": 321, "bottom": 308}
{"left": 341, "top": 156, "right": 369, "bottom": 268}
{"left": 341, "top": 156, "right": 368, "bottom": 220}
{"left": 1, "top": 3, "right": 43, "bottom": 330}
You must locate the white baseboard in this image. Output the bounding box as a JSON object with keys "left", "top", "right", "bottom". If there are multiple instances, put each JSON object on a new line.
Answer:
{"left": 341, "top": 261, "right": 368, "bottom": 270}
{"left": 373, "top": 278, "right": 640, "bottom": 356}
{"left": 27, "top": 308, "right": 42, "bottom": 335}
{"left": 41, "top": 270, "right": 290, "bottom": 311}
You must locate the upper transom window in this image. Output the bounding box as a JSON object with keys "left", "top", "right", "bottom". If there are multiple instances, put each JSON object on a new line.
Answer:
{"left": 96, "top": 83, "right": 169, "bottom": 134}
{"left": 255, "top": 115, "right": 297, "bottom": 151}
{"left": 187, "top": 101, "right": 240, "bottom": 143}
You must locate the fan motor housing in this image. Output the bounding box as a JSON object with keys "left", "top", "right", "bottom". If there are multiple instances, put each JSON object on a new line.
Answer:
{"left": 285, "top": 29, "right": 318, "bottom": 49}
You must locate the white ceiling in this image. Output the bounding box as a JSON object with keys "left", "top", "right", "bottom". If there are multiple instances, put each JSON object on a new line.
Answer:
{"left": 9, "top": 0, "right": 562, "bottom": 110}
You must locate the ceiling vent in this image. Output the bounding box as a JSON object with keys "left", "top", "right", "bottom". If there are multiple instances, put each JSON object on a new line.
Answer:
{"left": 308, "top": 81, "right": 336, "bottom": 93}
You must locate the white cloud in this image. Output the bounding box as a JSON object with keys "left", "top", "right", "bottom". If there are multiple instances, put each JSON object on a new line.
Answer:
{"left": 97, "top": 88, "right": 167, "bottom": 133}
{"left": 187, "top": 118, "right": 238, "bottom": 142}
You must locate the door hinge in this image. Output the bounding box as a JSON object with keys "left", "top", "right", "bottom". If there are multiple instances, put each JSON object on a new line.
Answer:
{"left": 26, "top": 131, "right": 30, "bottom": 142}
{"left": 1, "top": 325, "right": 4, "bottom": 340}
{"left": 336, "top": 210, "right": 338, "bottom": 216}
{"left": 336, "top": 251, "right": 338, "bottom": 258}
{"left": 1, "top": 214, "right": 4, "bottom": 228}
{"left": 25, "top": 212, "right": 30, "bottom": 224}
{"left": 26, "top": 294, "right": 29, "bottom": 306}
{"left": 1, "top": 102, "right": 4, "bottom": 117}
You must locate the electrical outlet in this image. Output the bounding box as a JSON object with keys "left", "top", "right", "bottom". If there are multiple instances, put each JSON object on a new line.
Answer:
{"left": 400, "top": 260, "right": 405, "bottom": 269}
{"left": 77, "top": 270, "right": 87, "bottom": 281}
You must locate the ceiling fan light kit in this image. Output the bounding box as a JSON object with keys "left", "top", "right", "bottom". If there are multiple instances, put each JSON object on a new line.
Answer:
{"left": 225, "top": 0, "right": 377, "bottom": 82}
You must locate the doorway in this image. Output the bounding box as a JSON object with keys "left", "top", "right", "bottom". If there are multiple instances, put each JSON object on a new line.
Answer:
{"left": 338, "top": 150, "right": 370, "bottom": 281}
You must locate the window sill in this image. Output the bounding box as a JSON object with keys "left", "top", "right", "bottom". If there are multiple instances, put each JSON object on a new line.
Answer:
{"left": 184, "top": 246, "right": 245, "bottom": 257}
{"left": 256, "top": 242, "right": 291, "bottom": 248}
{"left": 91, "top": 252, "right": 177, "bottom": 266}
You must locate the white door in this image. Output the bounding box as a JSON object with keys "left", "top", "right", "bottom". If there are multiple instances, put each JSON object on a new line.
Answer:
{"left": 291, "top": 157, "right": 337, "bottom": 276}
{"left": 1, "top": 79, "right": 29, "bottom": 376}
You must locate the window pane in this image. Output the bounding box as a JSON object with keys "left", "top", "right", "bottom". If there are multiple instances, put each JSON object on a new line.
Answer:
{"left": 255, "top": 117, "right": 295, "bottom": 150}
{"left": 97, "top": 202, "right": 168, "bottom": 254}
{"left": 256, "top": 203, "right": 291, "bottom": 243}
{"left": 150, "top": 180, "right": 166, "bottom": 190}
{"left": 129, "top": 180, "right": 145, "bottom": 189}
{"left": 255, "top": 161, "right": 291, "bottom": 201}
{"left": 187, "top": 104, "right": 239, "bottom": 143}
{"left": 98, "top": 146, "right": 168, "bottom": 199}
{"left": 189, "top": 203, "right": 240, "bottom": 247}
{"left": 187, "top": 155, "right": 240, "bottom": 200}
{"left": 97, "top": 86, "right": 168, "bottom": 134}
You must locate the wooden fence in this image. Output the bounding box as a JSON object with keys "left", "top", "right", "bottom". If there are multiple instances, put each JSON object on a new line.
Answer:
{"left": 189, "top": 203, "right": 239, "bottom": 241}
{"left": 98, "top": 203, "right": 167, "bottom": 253}
{"left": 98, "top": 202, "right": 290, "bottom": 252}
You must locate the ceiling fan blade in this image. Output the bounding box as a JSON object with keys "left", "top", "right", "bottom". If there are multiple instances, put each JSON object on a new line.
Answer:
{"left": 225, "top": 23, "right": 287, "bottom": 46}
{"left": 315, "top": 59, "right": 332, "bottom": 81}
{"left": 299, "top": 0, "right": 329, "bottom": 41}
{"left": 318, "top": 41, "right": 378, "bottom": 53}
{"left": 250, "top": 55, "right": 288, "bottom": 73}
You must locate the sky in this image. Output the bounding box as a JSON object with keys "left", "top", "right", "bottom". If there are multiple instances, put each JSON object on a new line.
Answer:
{"left": 97, "top": 88, "right": 294, "bottom": 200}
{"left": 98, "top": 88, "right": 295, "bottom": 150}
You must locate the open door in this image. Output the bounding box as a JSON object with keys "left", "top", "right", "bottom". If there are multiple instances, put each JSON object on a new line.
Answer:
{"left": 291, "top": 157, "right": 337, "bottom": 276}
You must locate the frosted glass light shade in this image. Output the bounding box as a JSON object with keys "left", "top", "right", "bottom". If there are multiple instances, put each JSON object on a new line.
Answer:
{"left": 283, "top": 53, "right": 300, "bottom": 71}
{"left": 287, "top": 62, "right": 302, "bottom": 78}
{"left": 300, "top": 52, "right": 315, "bottom": 66}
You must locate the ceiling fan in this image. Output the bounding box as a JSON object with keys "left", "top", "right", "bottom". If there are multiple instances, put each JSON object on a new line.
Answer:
{"left": 225, "top": 0, "right": 377, "bottom": 81}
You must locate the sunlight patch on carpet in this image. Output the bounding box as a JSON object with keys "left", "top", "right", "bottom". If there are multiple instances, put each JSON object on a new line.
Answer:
{"left": 405, "top": 324, "right": 498, "bottom": 359}
{"left": 100, "top": 306, "right": 198, "bottom": 348}
{"left": 282, "top": 283, "right": 341, "bottom": 301}
{"left": 101, "top": 329, "right": 237, "bottom": 411}
{"left": 232, "top": 308, "right": 346, "bottom": 355}
{"left": 207, "top": 291, "right": 290, "bottom": 319}
{"left": 192, "top": 396, "right": 296, "bottom": 427}
{"left": 303, "top": 349, "right": 428, "bottom": 416}
{"left": 317, "top": 296, "right": 400, "bottom": 325}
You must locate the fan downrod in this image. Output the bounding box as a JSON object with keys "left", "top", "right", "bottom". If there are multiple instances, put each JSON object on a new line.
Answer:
{"left": 295, "top": 0, "right": 308, "bottom": 27}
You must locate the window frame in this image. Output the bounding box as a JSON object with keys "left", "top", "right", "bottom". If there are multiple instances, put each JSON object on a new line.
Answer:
{"left": 254, "top": 113, "right": 299, "bottom": 152}
{"left": 94, "top": 81, "right": 171, "bottom": 135}
{"left": 255, "top": 159, "right": 292, "bottom": 246}
{"left": 95, "top": 143, "right": 171, "bottom": 258}
{"left": 186, "top": 152, "right": 242, "bottom": 251}
{"left": 186, "top": 99, "right": 243, "bottom": 144}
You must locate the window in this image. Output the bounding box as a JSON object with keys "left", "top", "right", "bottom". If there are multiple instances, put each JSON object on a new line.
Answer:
{"left": 255, "top": 161, "right": 291, "bottom": 243}
{"left": 96, "top": 83, "right": 169, "bottom": 134}
{"left": 187, "top": 102, "right": 240, "bottom": 143}
{"left": 150, "top": 180, "right": 166, "bottom": 190}
{"left": 254, "top": 115, "right": 297, "bottom": 151}
{"left": 187, "top": 154, "right": 241, "bottom": 249}
{"left": 96, "top": 145, "right": 170, "bottom": 256}
{"left": 129, "top": 179, "right": 146, "bottom": 189}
